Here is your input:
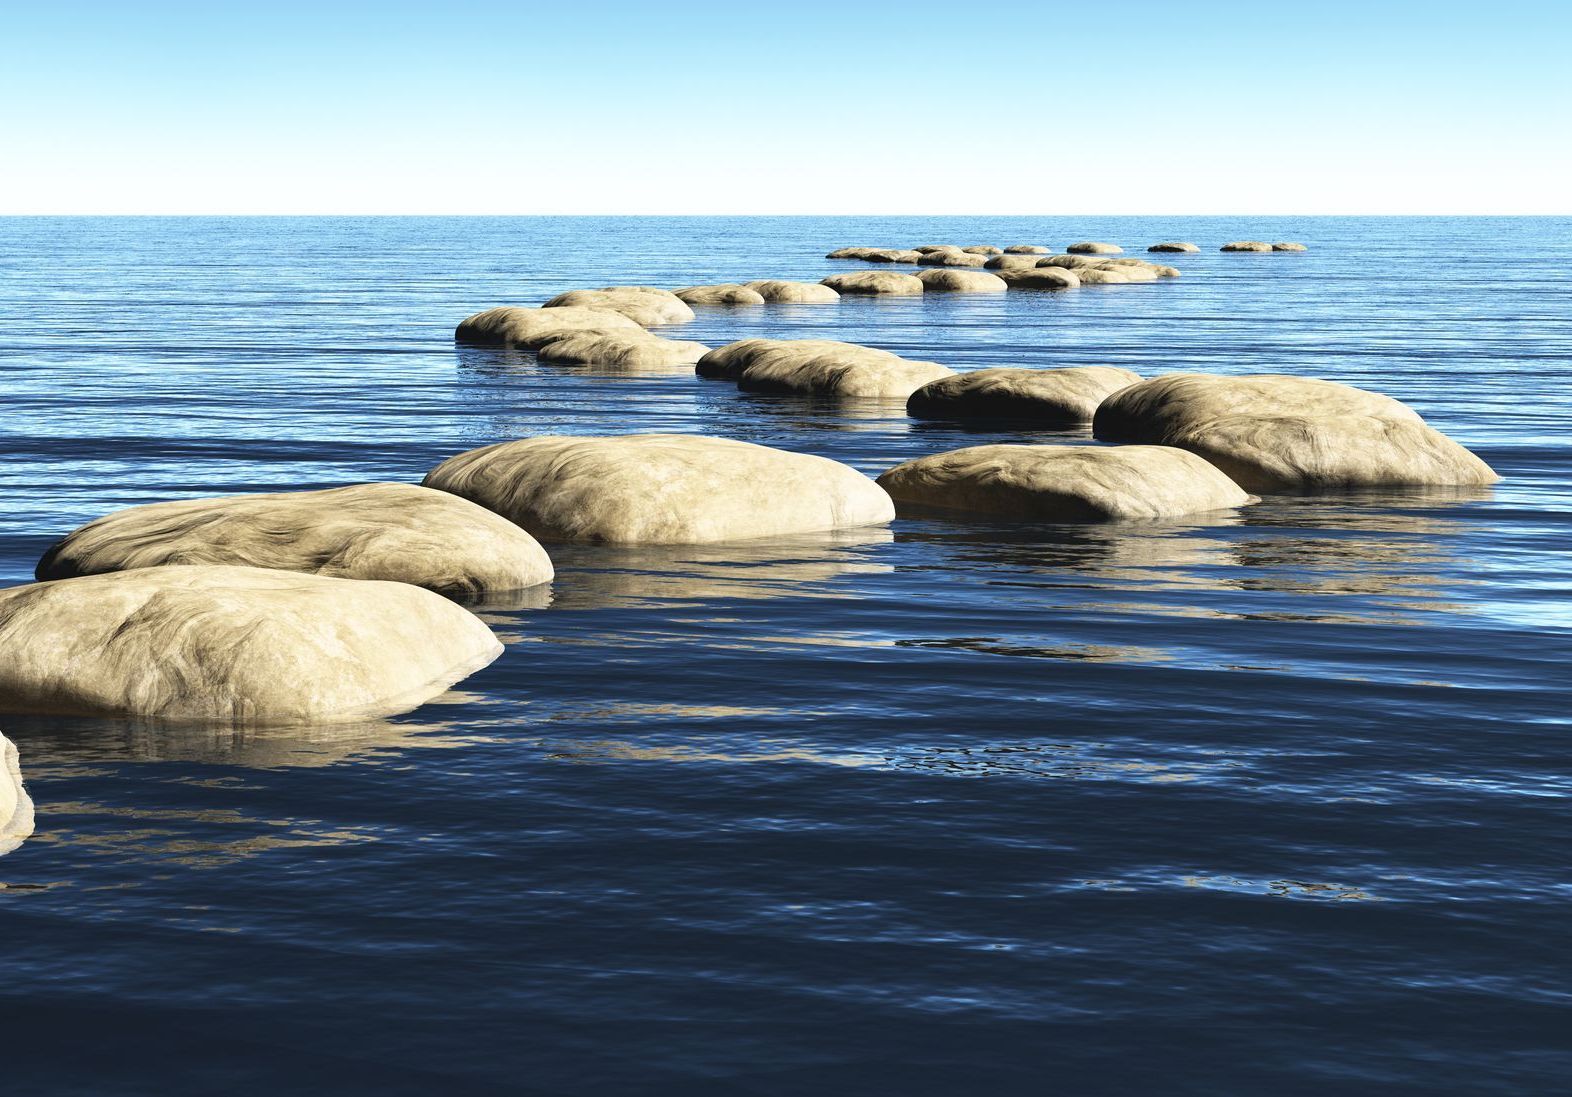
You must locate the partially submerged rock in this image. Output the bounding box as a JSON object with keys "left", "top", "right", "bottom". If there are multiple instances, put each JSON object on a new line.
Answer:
{"left": 1074, "top": 268, "right": 1132, "bottom": 285}
{"left": 697, "top": 338, "right": 954, "bottom": 399}
{"left": 1220, "top": 241, "right": 1274, "bottom": 252}
{"left": 1273, "top": 242, "right": 1308, "bottom": 252}
{"left": 826, "top": 247, "right": 887, "bottom": 259}
{"left": 0, "top": 566, "right": 503, "bottom": 723}
{"left": 917, "top": 251, "right": 989, "bottom": 268}
{"left": 675, "top": 283, "right": 767, "bottom": 306}
{"left": 962, "top": 246, "right": 1004, "bottom": 255}
{"left": 455, "top": 305, "right": 640, "bottom": 349}
{"left": 1066, "top": 242, "right": 1123, "bottom": 255}
{"left": 984, "top": 254, "right": 1042, "bottom": 270}
{"left": 542, "top": 287, "right": 695, "bottom": 326}
{"left": 1093, "top": 373, "right": 1500, "bottom": 491}
{"left": 1148, "top": 242, "right": 1199, "bottom": 253}
{"left": 915, "top": 269, "right": 1008, "bottom": 293}
{"left": 863, "top": 248, "right": 923, "bottom": 263}
{"left": 1004, "top": 244, "right": 1051, "bottom": 254}
{"left": 424, "top": 434, "right": 894, "bottom": 544}
{"left": 1037, "top": 254, "right": 1102, "bottom": 269}
{"left": 744, "top": 280, "right": 841, "bottom": 304}
{"left": 36, "top": 482, "right": 554, "bottom": 595}
{"left": 1002, "top": 267, "right": 1082, "bottom": 290}
{"left": 1, "top": 731, "right": 32, "bottom": 857}
{"left": 535, "top": 330, "right": 710, "bottom": 372}
{"left": 907, "top": 366, "right": 1142, "bottom": 424}
{"left": 821, "top": 271, "right": 924, "bottom": 296}
{"left": 877, "top": 444, "right": 1254, "bottom": 521}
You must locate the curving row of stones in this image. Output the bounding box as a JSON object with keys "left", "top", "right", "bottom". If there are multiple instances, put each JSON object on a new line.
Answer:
{"left": 831, "top": 240, "right": 1307, "bottom": 261}
{"left": 1, "top": 246, "right": 1485, "bottom": 732}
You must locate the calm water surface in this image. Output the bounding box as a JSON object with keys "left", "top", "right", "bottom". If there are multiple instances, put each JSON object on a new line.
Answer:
{"left": 0, "top": 216, "right": 1569, "bottom": 1094}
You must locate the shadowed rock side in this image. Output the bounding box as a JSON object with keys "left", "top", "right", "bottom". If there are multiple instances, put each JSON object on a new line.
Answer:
{"left": 996, "top": 267, "right": 1082, "bottom": 290}
{"left": 1148, "top": 242, "right": 1200, "bottom": 252}
{"left": 36, "top": 483, "right": 554, "bottom": 594}
{"left": 535, "top": 330, "right": 710, "bottom": 372}
{"left": 743, "top": 280, "right": 840, "bottom": 303}
{"left": 697, "top": 338, "right": 954, "bottom": 399}
{"left": 821, "top": 272, "right": 924, "bottom": 296}
{"left": 1066, "top": 242, "right": 1123, "bottom": 254}
{"left": 423, "top": 433, "right": 894, "bottom": 544}
{"left": 542, "top": 287, "right": 695, "bottom": 326}
{"left": 674, "top": 283, "right": 767, "bottom": 306}
{"left": 877, "top": 444, "right": 1255, "bottom": 521}
{"left": 1221, "top": 241, "right": 1274, "bottom": 252}
{"left": 455, "top": 305, "right": 641, "bottom": 348}
{"left": 1004, "top": 244, "right": 1051, "bottom": 254}
{"left": 0, "top": 566, "right": 503, "bottom": 723}
{"left": 1, "top": 731, "right": 33, "bottom": 857}
{"left": 908, "top": 366, "right": 1142, "bottom": 424}
{"left": 915, "top": 269, "right": 1008, "bottom": 293}
{"left": 1093, "top": 373, "right": 1500, "bottom": 491}
{"left": 1273, "top": 242, "right": 1308, "bottom": 251}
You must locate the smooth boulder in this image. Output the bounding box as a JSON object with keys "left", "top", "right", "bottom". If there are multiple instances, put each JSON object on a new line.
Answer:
{"left": 962, "top": 246, "right": 1004, "bottom": 255}
{"left": 535, "top": 330, "right": 710, "bottom": 372}
{"left": 36, "top": 483, "right": 554, "bottom": 595}
{"left": 1002, "top": 267, "right": 1081, "bottom": 290}
{"left": 863, "top": 248, "right": 923, "bottom": 263}
{"left": 1273, "top": 242, "right": 1308, "bottom": 252}
{"left": 917, "top": 251, "right": 989, "bottom": 268}
{"left": 877, "top": 445, "right": 1254, "bottom": 521}
{"left": 1093, "top": 373, "right": 1500, "bottom": 491}
{"left": 1037, "top": 254, "right": 1102, "bottom": 269}
{"left": 744, "top": 280, "right": 841, "bottom": 304}
{"left": 1075, "top": 268, "right": 1132, "bottom": 285}
{"left": 915, "top": 269, "right": 1008, "bottom": 294}
{"left": 1220, "top": 241, "right": 1274, "bottom": 253}
{"left": 424, "top": 434, "right": 895, "bottom": 544}
{"left": 0, "top": 566, "right": 503, "bottom": 723}
{"left": 697, "top": 338, "right": 953, "bottom": 399}
{"left": 1004, "top": 245, "right": 1051, "bottom": 254}
{"left": 455, "top": 305, "right": 640, "bottom": 349}
{"left": 542, "top": 287, "right": 695, "bottom": 326}
{"left": 675, "top": 283, "right": 767, "bottom": 306}
{"left": 821, "top": 272, "right": 924, "bottom": 296}
{"left": 1148, "top": 242, "right": 1200, "bottom": 253}
{"left": 1, "top": 731, "right": 32, "bottom": 857}
{"left": 1066, "top": 242, "right": 1123, "bottom": 255}
{"left": 908, "top": 366, "right": 1142, "bottom": 424}
{"left": 984, "top": 254, "right": 1042, "bottom": 270}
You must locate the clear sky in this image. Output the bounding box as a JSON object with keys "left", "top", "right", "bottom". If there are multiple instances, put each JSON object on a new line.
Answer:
{"left": 2, "top": 1, "right": 1567, "bottom": 214}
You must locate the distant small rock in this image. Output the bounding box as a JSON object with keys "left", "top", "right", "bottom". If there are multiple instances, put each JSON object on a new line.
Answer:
{"left": 1220, "top": 241, "right": 1274, "bottom": 252}
{"left": 1003, "top": 245, "right": 1051, "bottom": 254}
{"left": 1066, "top": 242, "right": 1123, "bottom": 255}
{"left": 1148, "top": 242, "right": 1199, "bottom": 253}
{"left": 1272, "top": 242, "right": 1308, "bottom": 252}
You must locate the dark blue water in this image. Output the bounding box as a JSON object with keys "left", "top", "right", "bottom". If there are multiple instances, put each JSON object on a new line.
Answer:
{"left": 1, "top": 217, "right": 1569, "bottom": 1095}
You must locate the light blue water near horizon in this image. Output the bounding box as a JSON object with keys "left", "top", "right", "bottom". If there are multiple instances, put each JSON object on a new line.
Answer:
{"left": 0, "top": 216, "right": 1569, "bottom": 1094}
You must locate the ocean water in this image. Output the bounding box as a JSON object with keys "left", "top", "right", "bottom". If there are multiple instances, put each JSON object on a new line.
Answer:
{"left": 0, "top": 216, "right": 1568, "bottom": 1095}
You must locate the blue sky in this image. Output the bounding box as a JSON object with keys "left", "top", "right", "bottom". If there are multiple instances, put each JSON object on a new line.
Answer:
{"left": 2, "top": 1, "right": 1567, "bottom": 213}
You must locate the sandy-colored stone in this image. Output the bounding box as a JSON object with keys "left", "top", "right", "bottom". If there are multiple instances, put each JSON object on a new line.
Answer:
{"left": 1, "top": 731, "right": 32, "bottom": 857}
{"left": 821, "top": 272, "right": 925, "bottom": 296}
{"left": 915, "top": 269, "right": 1008, "bottom": 294}
{"left": 36, "top": 483, "right": 553, "bottom": 595}
{"left": 424, "top": 434, "right": 894, "bottom": 544}
{"left": 744, "top": 280, "right": 841, "bottom": 304}
{"left": 675, "top": 283, "right": 767, "bottom": 306}
{"left": 877, "top": 444, "right": 1254, "bottom": 521}
{"left": 542, "top": 287, "right": 695, "bottom": 326}
{"left": 1220, "top": 241, "right": 1274, "bottom": 253}
{"left": 826, "top": 247, "right": 887, "bottom": 259}
{"left": 0, "top": 566, "right": 502, "bottom": 723}
{"left": 455, "top": 305, "right": 641, "bottom": 349}
{"left": 1004, "top": 245, "right": 1051, "bottom": 254}
{"left": 1093, "top": 373, "right": 1500, "bottom": 491}
{"left": 697, "top": 338, "right": 954, "bottom": 399}
{"left": 1273, "top": 242, "right": 1308, "bottom": 252}
{"left": 1066, "top": 242, "right": 1123, "bottom": 255}
{"left": 962, "top": 246, "right": 1004, "bottom": 255}
{"left": 1037, "top": 254, "right": 1102, "bottom": 269}
{"left": 913, "top": 245, "right": 958, "bottom": 254}
{"left": 866, "top": 249, "right": 924, "bottom": 263}
{"left": 1075, "top": 268, "right": 1133, "bottom": 285}
{"left": 1094, "top": 262, "right": 1158, "bottom": 282}
{"left": 908, "top": 366, "right": 1142, "bottom": 423}
{"left": 917, "top": 251, "right": 989, "bottom": 268}
{"left": 984, "top": 254, "right": 1042, "bottom": 270}
{"left": 1148, "top": 242, "right": 1200, "bottom": 253}
{"left": 535, "top": 330, "right": 711, "bottom": 372}
{"left": 1003, "top": 267, "right": 1082, "bottom": 290}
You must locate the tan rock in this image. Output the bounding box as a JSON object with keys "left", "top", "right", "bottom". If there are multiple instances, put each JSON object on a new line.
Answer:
{"left": 697, "top": 338, "right": 953, "bottom": 399}
{"left": 1094, "top": 262, "right": 1157, "bottom": 282}
{"left": 1273, "top": 242, "right": 1308, "bottom": 252}
{"left": 1093, "top": 373, "right": 1500, "bottom": 491}
{"left": 962, "top": 246, "right": 1004, "bottom": 255}
{"left": 455, "top": 305, "right": 640, "bottom": 349}
{"left": 984, "top": 254, "right": 1042, "bottom": 270}
{"left": 1066, "top": 242, "right": 1123, "bottom": 255}
{"left": 744, "top": 280, "right": 841, "bottom": 304}
{"left": 907, "top": 366, "right": 1142, "bottom": 423}
{"left": 0, "top": 566, "right": 502, "bottom": 723}
{"left": 36, "top": 483, "right": 553, "bottom": 595}
{"left": 877, "top": 444, "right": 1254, "bottom": 520}
{"left": 424, "top": 434, "right": 894, "bottom": 544}
{"left": 1037, "top": 254, "right": 1102, "bottom": 269}
{"left": 917, "top": 251, "right": 989, "bottom": 268}
{"left": 1, "top": 731, "right": 33, "bottom": 857}
{"left": 1003, "top": 267, "right": 1082, "bottom": 290}
{"left": 913, "top": 245, "right": 959, "bottom": 254}
{"left": 535, "top": 330, "right": 711, "bottom": 372}
{"left": 675, "top": 283, "right": 767, "bottom": 306}
{"left": 1220, "top": 241, "right": 1274, "bottom": 252}
{"left": 1075, "top": 268, "right": 1133, "bottom": 285}
{"left": 1148, "top": 242, "right": 1200, "bottom": 253}
{"left": 864, "top": 249, "right": 923, "bottom": 263}
{"left": 915, "top": 269, "right": 1008, "bottom": 293}
{"left": 1004, "top": 245, "right": 1051, "bottom": 254}
{"left": 542, "top": 287, "right": 695, "bottom": 326}
{"left": 821, "top": 272, "right": 925, "bottom": 296}
{"left": 827, "top": 247, "right": 888, "bottom": 259}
